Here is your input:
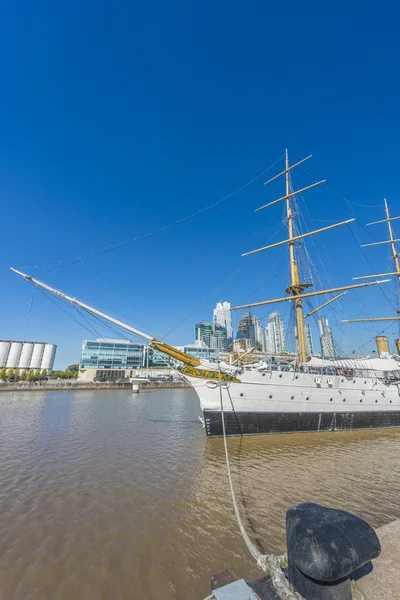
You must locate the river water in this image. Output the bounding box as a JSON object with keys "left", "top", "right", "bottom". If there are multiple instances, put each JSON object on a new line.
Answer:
{"left": 1, "top": 388, "right": 400, "bottom": 599}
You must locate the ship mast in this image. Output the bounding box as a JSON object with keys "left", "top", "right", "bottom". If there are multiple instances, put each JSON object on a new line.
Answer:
{"left": 286, "top": 150, "right": 307, "bottom": 362}
{"left": 231, "top": 152, "right": 391, "bottom": 362}
{"left": 385, "top": 198, "right": 400, "bottom": 282}
{"left": 343, "top": 199, "right": 400, "bottom": 324}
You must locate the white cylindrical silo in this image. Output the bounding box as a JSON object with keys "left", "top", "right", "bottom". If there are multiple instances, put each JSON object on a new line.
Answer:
{"left": 6, "top": 342, "right": 23, "bottom": 368}
{"left": 19, "top": 342, "right": 35, "bottom": 369}
{"left": 30, "top": 343, "right": 45, "bottom": 369}
{"left": 0, "top": 341, "right": 11, "bottom": 368}
{"left": 41, "top": 344, "right": 57, "bottom": 372}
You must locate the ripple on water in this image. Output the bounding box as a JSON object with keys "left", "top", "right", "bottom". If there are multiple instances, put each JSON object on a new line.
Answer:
{"left": 1, "top": 389, "right": 400, "bottom": 599}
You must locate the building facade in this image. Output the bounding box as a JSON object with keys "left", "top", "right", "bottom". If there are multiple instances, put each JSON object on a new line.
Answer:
{"left": 78, "top": 339, "right": 219, "bottom": 381}
{"left": 233, "top": 338, "right": 252, "bottom": 352}
{"left": 195, "top": 322, "right": 227, "bottom": 351}
{"left": 0, "top": 340, "right": 57, "bottom": 373}
{"left": 267, "top": 312, "right": 286, "bottom": 354}
{"left": 318, "top": 316, "right": 335, "bottom": 358}
{"left": 80, "top": 339, "right": 146, "bottom": 370}
{"left": 236, "top": 312, "right": 262, "bottom": 348}
{"left": 305, "top": 324, "right": 314, "bottom": 356}
{"left": 175, "top": 344, "right": 218, "bottom": 362}
{"left": 146, "top": 347, "right": 167, "bottom": 367}
{"left": 213, "top": 301, "right": 233, "bottom": 348}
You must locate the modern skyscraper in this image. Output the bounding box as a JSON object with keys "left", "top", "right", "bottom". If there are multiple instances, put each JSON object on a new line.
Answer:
{"left": 305, "top": 324, "right": 314, "bottom": 356}
{"left": 263, "top": 327, "right": 269, "bottom": 353}
{"left": 318, "top": 316, "right": 335, "bottom": 358}
{"left": 195, "top": 322, "right": 227, "bottom": 351}
{"left": 236, "top": 312, "right": 253, "bottom": 345}
{"left": 213, "top": 301, "right": 233, "bottom": 348}
{"left": 267, "top": 312, "right": 286, "bottom": 354}
{"left": 236, "top": 312, "right": 265, "bottom": 348}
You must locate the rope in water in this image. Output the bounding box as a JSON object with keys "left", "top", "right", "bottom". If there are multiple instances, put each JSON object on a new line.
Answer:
{"left": 217, "top": 380, "right": 303, "bottom": 600}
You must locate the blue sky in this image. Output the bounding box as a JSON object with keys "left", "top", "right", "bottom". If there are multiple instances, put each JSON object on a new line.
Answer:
{"left": 1, "top": 0, "right": 399, "bottom": 368}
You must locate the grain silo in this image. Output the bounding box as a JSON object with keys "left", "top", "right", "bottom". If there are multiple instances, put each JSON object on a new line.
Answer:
{"left": 19, "top": 342, "right": 35, "bottom": 369}
{"left": 6, "top": 342, "right": 23, "bottom": 368}
{"left": 0, "top": 341, "right": 11, "bottom": 368}
{"left": 41, "top": 344, "right": 57, "bottom": 372}
{"left": 30, "top": 343, "right": 45, "bottom": 370}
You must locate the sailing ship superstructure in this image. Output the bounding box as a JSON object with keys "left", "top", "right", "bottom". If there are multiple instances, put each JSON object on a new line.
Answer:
{"left": 11, "top": 152, "right": 400, "bottom": 436}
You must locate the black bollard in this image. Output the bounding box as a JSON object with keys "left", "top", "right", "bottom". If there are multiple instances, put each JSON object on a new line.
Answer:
{"left": 286, "top": 503, "right": 381, "bottom": 600}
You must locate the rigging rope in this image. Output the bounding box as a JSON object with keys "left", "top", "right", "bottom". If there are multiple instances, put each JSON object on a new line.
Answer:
{"left": 23, "top": 290, "right": 36, "bottom": 342}
{"left": 19, "top": 154, "right": 285, "bottom": 272}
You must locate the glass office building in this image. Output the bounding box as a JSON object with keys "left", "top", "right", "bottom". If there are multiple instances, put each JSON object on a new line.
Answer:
{"left": 80, "top": 339, "right": 146, "bottom": 370}
{"left": 194, "top": 322, "right": 227, "bottom": 351}
{"left": 180, "top": 344, "right": 218, "bottom": 362}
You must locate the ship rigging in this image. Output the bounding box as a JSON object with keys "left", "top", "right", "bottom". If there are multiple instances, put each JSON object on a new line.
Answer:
{"left": 11, "top": 151, "right": 400, "bottom": 437}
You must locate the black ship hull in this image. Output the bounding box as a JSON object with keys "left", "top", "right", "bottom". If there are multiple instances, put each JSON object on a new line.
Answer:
{"left": 204, "top": 409, "right": 400, "bottom": 437}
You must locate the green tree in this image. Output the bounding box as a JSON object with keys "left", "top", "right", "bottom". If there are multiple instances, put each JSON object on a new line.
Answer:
{"left": 28, "top": 369, "right": 36, "bottom": 381}
{"left": 0, "top": 367, "right": 7, "bottom": 380}
{"left": 67, "top": 364, "right": 79, "bottom": 374}
{"left": 20, "top": 369, "right": 28, "bottom": 381}
{"left": 7, "top": 368, "right": 19, "bottom": 382}
{"left": 49, "top": 370, "right": 68, "bottom": 379}
{"left": 41, "top": 369, "right": 48, "bottom": 380}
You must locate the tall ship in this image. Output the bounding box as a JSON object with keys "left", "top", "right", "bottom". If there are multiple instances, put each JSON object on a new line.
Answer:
{"left": 11, "top": 151, "right": 400, "bottom": 436}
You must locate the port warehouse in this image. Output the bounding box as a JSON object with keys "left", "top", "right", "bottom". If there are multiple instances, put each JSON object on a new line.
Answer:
{"left": 0, "top": 340, "right": 57, "bottom": 373}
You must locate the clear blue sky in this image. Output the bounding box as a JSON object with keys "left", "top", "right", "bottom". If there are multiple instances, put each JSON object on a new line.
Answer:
{"left": 1, "top": 0, "right": 399, "bottom": 368}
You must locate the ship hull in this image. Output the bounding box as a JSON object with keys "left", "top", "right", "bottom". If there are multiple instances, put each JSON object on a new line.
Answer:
{"left": 182, "top": 368, "right": 400, "bottom": 437}
{"left": 203, "top": 408, "right": 400, "bottom": 437}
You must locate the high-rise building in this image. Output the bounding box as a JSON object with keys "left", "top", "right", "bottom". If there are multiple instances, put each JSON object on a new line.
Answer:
{"left": 305, "top": 324, "right": 314, "bottom": 356}
{"left": 254, "top": 318, "right": 266, "bottom": 351}
{"left": 236, "top": 313, "right": 251, "bottom": 345}
{"left": 263, "top": 327, "right": 269, "bottom": 353}
{"left": 267, "top": 312, "right": 286, "bottom": 354}
{"left": 236, "top": 313, "right": 267, "bottom": 350}
{"left": 195, "top": 322, "right": 227, "bottom": 351}
{"left": 233, "top": 338, "right": 252, "bottom": 352}
{"left": 213, "top": 301, "right": 233, "bottom": 348}
{"left": 318, "top": 316, "right": 335, "bottom": 358}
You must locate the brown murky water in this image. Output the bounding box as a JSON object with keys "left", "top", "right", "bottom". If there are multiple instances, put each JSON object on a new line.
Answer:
{"left": 1, "top": 388, "right": 400, "bottom": 599}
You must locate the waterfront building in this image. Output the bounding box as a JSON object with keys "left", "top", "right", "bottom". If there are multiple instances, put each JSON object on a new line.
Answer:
{"left": 195, "top": 322, "right": 227, "bottom": 351}
{"left": 0, "top": 340, "right": 57, "bottom": 373}
{"left": 146, "top": 347, "right": 167, "bottom": 367}
{"left": 175, "top": 344, "right": 218, "bottom": 362}
{"left": 318, "top": 316, "right": 336, "bottom": 358}
{"left": 213, "top": 301, "right": 233, "bottom": 348}
{"left": 79, "top": 338, "right": 146, "bottom": 381}
{"left": 80, "top": 338, "right": 146, "bottom": 370}
{"left": 267, "top": 312, "right": 286, "bottom": 354}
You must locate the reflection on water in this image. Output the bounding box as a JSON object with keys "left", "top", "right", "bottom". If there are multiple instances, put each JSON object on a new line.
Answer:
{"left": 1, "top": 388, "right": 400, "bottom": 599}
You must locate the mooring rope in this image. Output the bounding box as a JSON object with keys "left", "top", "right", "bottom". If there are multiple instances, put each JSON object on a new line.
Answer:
{"left": 217, "top": 381, "right": 303, "bottom": 600}
{"left": 216, "top": 381, "right": 367, "bottom": 600}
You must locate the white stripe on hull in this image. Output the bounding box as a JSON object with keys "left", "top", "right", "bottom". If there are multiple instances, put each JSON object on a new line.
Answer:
{"left": 183, "top": 370, "right": 400, "bottom": 415}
